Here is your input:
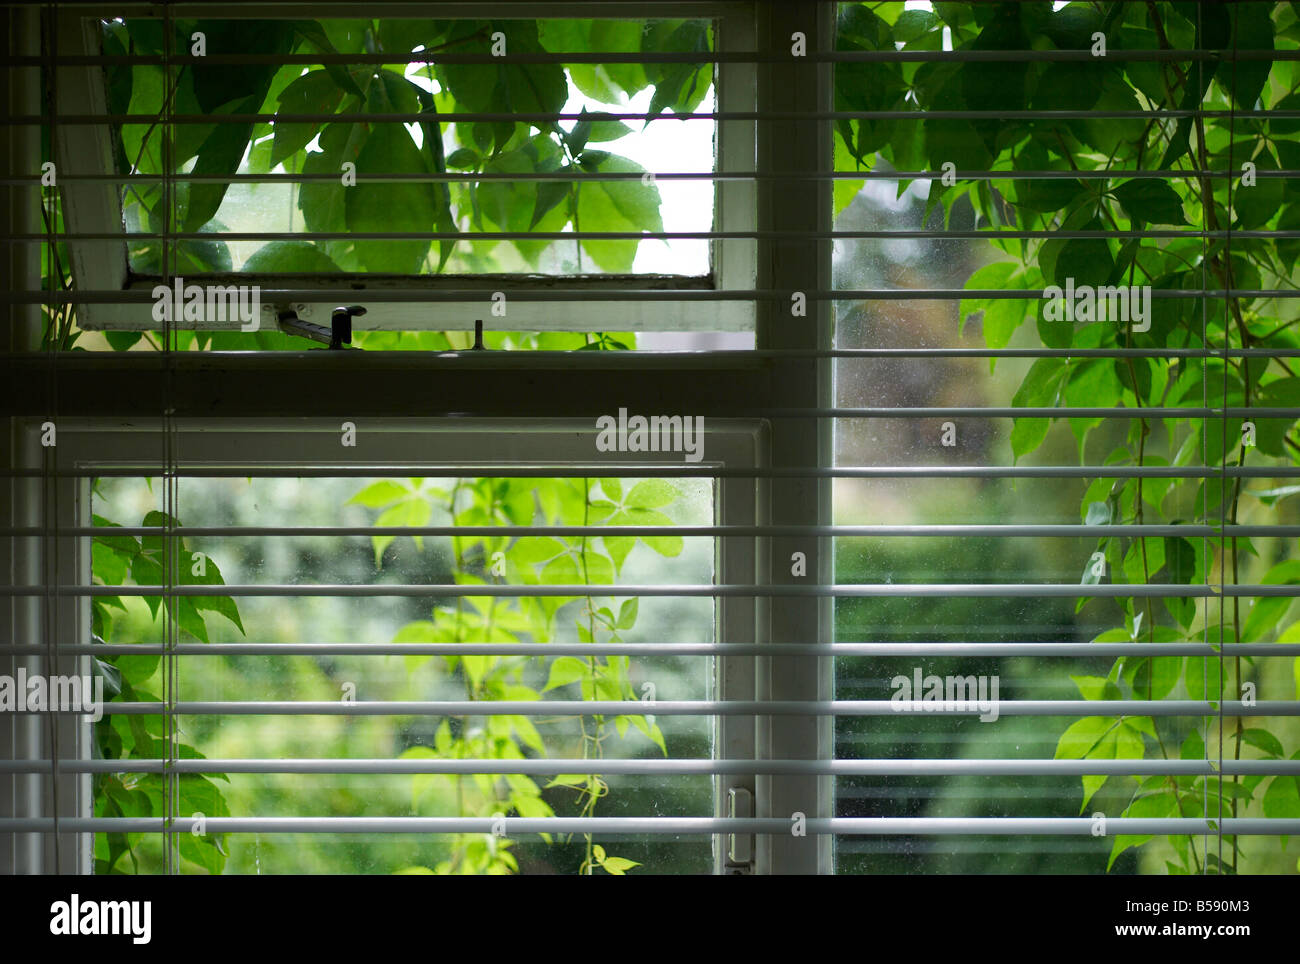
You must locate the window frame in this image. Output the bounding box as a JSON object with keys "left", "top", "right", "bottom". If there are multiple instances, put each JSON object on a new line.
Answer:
{"left": 52, "top": 2, "right": 759, "bottom": 337}
{"left": 4, "top": 0, "right": 833, "bottom": 876}
{"left": 3, "top": 413, "right": 769, "bottom": 875}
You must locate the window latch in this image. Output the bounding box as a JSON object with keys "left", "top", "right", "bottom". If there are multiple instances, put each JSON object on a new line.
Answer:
{"left": 276, "top": 305, "right": 366, "bottom": 350}
{"left": 726, "top": 786, "right": 754, "bottom": 873}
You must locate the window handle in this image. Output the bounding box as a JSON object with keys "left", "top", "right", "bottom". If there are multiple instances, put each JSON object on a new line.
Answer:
{"left": 329, "top": 305, "right": 366, "bottom": 350}
{"left": 275, "top": 305, "right": 365, "bottom": 350}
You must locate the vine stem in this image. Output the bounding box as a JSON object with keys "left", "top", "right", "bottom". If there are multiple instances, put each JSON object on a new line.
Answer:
{"left": 577, "top": 478, "right": 606, "bottom": 873}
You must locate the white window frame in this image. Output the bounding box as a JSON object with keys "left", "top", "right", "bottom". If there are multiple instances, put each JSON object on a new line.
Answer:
{"left": 3, "top": 414, "right": 766, "bottom": 875}
{"left": 6, "top": 0, "right": 832, "bottom": 877}
{"left": 52, "top": 2, "right": 758, "bottom": 335}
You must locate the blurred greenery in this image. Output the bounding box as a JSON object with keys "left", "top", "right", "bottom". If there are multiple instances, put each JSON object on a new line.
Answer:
{"left": 90, "top": 475, "right": 715, "bottom": 874}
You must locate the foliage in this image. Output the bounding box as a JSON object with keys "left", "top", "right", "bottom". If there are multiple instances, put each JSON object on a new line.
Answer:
{"left": 90, "top": 506, "right": 241, "bottom": 874}
{"left": 354, "top": 475, "right": 677, "bottom": 874}
{"left": 63, "top": 15, "right": 714, "bottom": 872}
{"left": 834, "top": 1, "right": 1299, "bottom": 874}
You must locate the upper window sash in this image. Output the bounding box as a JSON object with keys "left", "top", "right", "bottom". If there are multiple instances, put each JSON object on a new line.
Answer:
{"left": 48, "top": 3, "right": 758, "bottom": 336}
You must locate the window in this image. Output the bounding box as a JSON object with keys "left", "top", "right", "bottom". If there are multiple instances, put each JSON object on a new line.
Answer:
{"left": 8, "top": 418, "right": 760, "bottom": 874}
{"left": 48, "top": 4, "right": 758, "bottom": 342}
{"left": 6, "top": 0, "right": 1300, "bottom": 882}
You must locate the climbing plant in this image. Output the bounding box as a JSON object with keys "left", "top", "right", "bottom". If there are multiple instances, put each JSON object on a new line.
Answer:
{"left": 835, "top": 0, "right": 1300, "bottom": 874}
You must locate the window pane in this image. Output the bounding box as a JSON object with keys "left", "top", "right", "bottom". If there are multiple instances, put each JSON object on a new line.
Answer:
{"left": 91, "top": 474, "right": 716, "bottom": 874}
{"left": 832, "top": 1, "right": 1300, "bottom": 875}
{"left": 106, "top": 18, "right": 716, "bottom": 279}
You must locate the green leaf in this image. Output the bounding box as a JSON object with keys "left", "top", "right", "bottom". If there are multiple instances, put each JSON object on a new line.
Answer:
{"left": 893, "top": 9, "right": 940, "bottom": 43}
{"left": 616, "top": 598, "right": 639, "bottom": 630}
{"left": 1051, "top": 233, "right": 1114, "bottom": 289}
{"left": 271, "top": 70, "right": 344, "bottom": 167}
{"left": 576, "top": 154, "right": 663, "bottom": 272}
{"left": 543, "top": 656, "right": 590, "bottom": 692}
{"left": 1215, "top": 3, "right": 1274, "bottom": 109}
{"left": 347, "top": 480, "right": 410, "bottom": 509}
{"left": 600, "top": 855, "right": 640, "bottom": 875}
{"left": 1240, "top": 728, "right": 1283, "bottom": 759}
{"left": 1010, "top": 418, "right": 1051, "bottom": 461}
{"left": 182, "top": 105, "right": 256, "bottom": 232}
{"left": 1263, "top": 774, "right": 1300, "bottom": 820}
{"left": 189, "top": 20, "right": 297, "bottom": 113}
{"left": 446, "top": 147, "right": 479, "bottom": 168}
{"left": 345, "top": 115, "right": 438, "bottom": 274}
{"left": 372, "top": 497, "right": 432, "bottom": 566}
{"left": 1158, "top": 6, "right": 1228, "bottom": 168}
{"left": 1235, "top": 150, "right": 1285, "bottom": 229}
{"left": 1108, "top": 792, "right": 1178, "bottom": 870}
{"left": 1112, "top": 179, "right": 1188, "bottom": 226}
{"left": 958, "top": 259, "right": 1017, "bottom": 335}
{"left": 1242, "top": 559, "right": 1300, "bottom": 642}
{"left": 1130, "top": 656, "right": 1182, "bottom": 702}
{"left": 1055, "top": 716, "right": 1117, "bottom": 759}
{"left": 644, "top": 21, "right": 711, "bottom": 121}
{"left": 1031, "top": 61, "right": 1106, "bottom": 112}
{"left": 625, "top": 479, "right": 677, "bottom": 509}
{"left": 241, "top": 240, "right": 342, "bottom": 273}
{"left": 1185, "top": 656, "right": 1223, "bottom": 702}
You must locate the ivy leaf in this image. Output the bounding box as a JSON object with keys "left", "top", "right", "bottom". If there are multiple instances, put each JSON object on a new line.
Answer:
{"left": 1009, "top": 357, "right": 1066, "bottom": 460}
{"left": 1112, "top": 179, "right": 1188, "bottom": 226}
{"left": 1240, "top": 559, "right": 1300, "bottom": 643}
{"left": 616, "top": 598, "right": 639, "bottom": 630}
{"left": 241, "top": 240, "right": 342, "bottom": 273}
{"left": 1215, "top": 3, "right": 1274, "bottom": 109}
{"left": 576, "top": 153, "right": 663, "bottom": 272}
{"left": 1108, "top": 792, "right": 1178, "bottom": 870}
{"left": 373, "top": 497, "right": 432, "bottom": 566}
{"left": 182, "top": 105, "right": 256, "bottom": 233}
{"left": 625, "top": 479, "right": 677, "bottom": 509}
{"left": 183, "top": 550, "right": 245, "bottom": 637}
{"left": 346, "top": 87, "right": 439, "bottom": 273}
{"left": 1185, "top": 655, "right": 1223, "bottom": 702}
{"left": 1240, "top": 728, "right": 1283, "bottom": 759}
{"left": 1235, "top": 150, "right": 1284, "bottom": 229}
{"left": 543, "top": 656, "right": 590, "bottom": 692}
{"left": 1262, "top": 774, "right": 1300, "bottom": 820}
{"left": 600, "top": 855, "right": 640, "bottom": 875}
{"left": 644, "top": 21, "right": 711, "bottom": 121}
{"left": 272, "top": 70, "right": 345, "bottom": 167}
{"left": 346, "top": 480, "right": 410, "bottom": 509}
{"left": 1055, "top": 716, "right": 1117, "bottom": 760}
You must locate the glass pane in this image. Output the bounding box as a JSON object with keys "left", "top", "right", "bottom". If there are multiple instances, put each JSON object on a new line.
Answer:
{"left": 832, "top": 1, "right": 1300, "bottom": 876}
{"left": 106, "top": 17, "right": 715, "bottom": 279}
{"left": 90, "top": 473, "right": 716, "bottom": 875}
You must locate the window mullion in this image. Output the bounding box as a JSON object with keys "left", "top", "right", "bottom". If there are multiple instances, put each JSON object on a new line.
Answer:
{"left": 753, "top": 0, "right": 833, "bottom": 876}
